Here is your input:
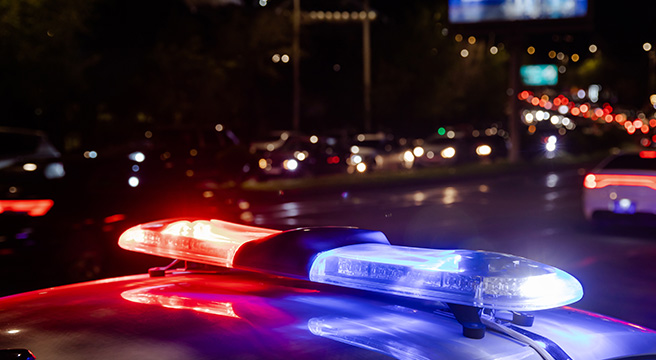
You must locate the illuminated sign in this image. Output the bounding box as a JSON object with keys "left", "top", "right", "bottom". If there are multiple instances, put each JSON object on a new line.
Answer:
{"left": 448, "top": 0, "right": 588, "bottom": 24}
{"left": 520, "top": 64, "right": 558, "bottom": 86}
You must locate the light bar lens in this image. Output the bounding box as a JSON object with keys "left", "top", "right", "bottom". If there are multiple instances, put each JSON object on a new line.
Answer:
{"left": 118, "top": 219, "right": 282, "bottom": 267}
{"left": 309, "top": 244, "right": 583, "bottom": 311}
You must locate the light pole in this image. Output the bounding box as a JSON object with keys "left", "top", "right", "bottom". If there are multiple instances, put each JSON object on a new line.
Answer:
{"left": 292, "top": 0, "right": 301, "bottom": 132}
{"left": 290, "top": 2, "right": 375, "bottom": 133}
{"left": 362, "top": 0, "right": 372, "bottom": 133}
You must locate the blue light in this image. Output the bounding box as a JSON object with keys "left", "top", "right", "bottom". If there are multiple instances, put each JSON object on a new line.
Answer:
{"left": 309, "top": 244, "right": 583, "bottom": 311}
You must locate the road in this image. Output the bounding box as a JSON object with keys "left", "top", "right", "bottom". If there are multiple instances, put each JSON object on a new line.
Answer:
{"left": 237, "top": 164, "right": 656, "bottom": 330}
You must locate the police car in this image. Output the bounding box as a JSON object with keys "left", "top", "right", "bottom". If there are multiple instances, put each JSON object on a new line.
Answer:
{"left": 1, "top": 218, "right": 655, "bottom": 359}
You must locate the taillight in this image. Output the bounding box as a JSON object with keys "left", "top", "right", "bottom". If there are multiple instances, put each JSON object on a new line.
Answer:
{"left": 583, "top": 174, "right": 597, "bottom": 189}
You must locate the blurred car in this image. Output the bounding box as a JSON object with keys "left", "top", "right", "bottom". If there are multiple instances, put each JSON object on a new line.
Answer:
{"left": 583, "top": 150, "right": 656, "bottom": 226}
{"left": 248, "top": 130, "right": 296, "bottom": 154}
{"left": 0, "top": 127, "right": 68, "bottom": 292}
{"left": 73, "top": 124, "right": 249, "bottom": 194}
{"left": 347, "top": 133, "right": 414, "bottom": 173}
{"left": 1, "top": 217, "right": 655, "bottom": 359}
{"left": 413, "top": 131, "right": 509, "bottom": 167}
{"left": 252, "top": 134, "right": 349, "bottom": 179}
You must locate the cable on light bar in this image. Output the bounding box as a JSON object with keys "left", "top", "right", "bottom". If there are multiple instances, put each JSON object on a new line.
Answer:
{"left": 118, "top": 219, "right": 282, "bottom": 268}
{"left": 309, "top": 243, "right": 583, "bottom": 312}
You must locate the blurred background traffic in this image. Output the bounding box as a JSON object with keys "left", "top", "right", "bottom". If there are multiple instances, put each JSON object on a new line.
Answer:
{"left": 2, "top": 0, "right": 656, "bottom": 328}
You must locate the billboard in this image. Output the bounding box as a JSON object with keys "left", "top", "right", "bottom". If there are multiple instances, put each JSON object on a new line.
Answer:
{"left": 520, "top": 64, "right": 558, "bottom": 86}
{"left": 448, "top": 0, "right": 588, "bottom": 24}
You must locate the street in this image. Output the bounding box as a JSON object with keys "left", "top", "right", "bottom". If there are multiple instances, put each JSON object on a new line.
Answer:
{"left": 238, "top": 164, "right": 656, "bottom": 330}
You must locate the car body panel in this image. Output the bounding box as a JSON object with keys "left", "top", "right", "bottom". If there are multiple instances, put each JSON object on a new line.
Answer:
{"left": 2, "top": 270, "right": 655, "bottom": 360}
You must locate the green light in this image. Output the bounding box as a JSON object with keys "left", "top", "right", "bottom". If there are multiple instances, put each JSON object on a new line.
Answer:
{"left": 438, "top": 127, "right": 446, "bottom": 136}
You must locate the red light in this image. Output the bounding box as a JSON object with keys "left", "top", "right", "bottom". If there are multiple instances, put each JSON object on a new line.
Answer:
{"left": 594, "top": 108, "right": 604, "bottom": 117}
{"left": 579, "top": 104, "right": 589, "bottom": 113}
{"left": 0, "top": 199, "right": 54, "bottom": 216}
{"left": 327, "top": 156, "right": 340, "bottom": 164}
{"left": 104, "top": 214, "right": 126, "bottom": 224}
{"left": 634, "top": 119, "right": 644, "bottom": 128}
{"left": 640, "top": 151, "right": 656, "bottom": 159}
{"left": 571, "top": 107, "right": 580, "bottom": 116}
{"left": 118, "top": 219, "right": 282, "bottom": 268}
{"left": 584, "top": 173, "right": 656, "bottom": 190}
{"left": 642, "top": 125, "right": 650, "bottom": 134}
{"left": 518, "top": 91, "right": 530, "bottom": 100}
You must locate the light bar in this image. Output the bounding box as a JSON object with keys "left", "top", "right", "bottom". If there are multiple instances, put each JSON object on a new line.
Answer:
{"left": 309, "top": 243, "right": 583, "bottom": 311}
{"left": 118, "top": 219, "right": 282, "bottom": 267}
{"left": 118, "top": 219, "right": 583, "bottom": 312}
{"left": 0, "top": 199, "right": 54, "bottom": 216}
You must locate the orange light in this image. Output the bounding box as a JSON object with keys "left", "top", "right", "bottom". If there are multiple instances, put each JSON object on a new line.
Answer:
{"left": 642, "top": 125, "right": 650, "bottom": 133}
{"left": 531, "top": 97, "right": 540, "bottom": 106}
{"left": 585, "top": 173, "right": 656, "bottom": 190}
{"left": 594, "top": 108, "right": 604, "bottom": 117}
{"left": 0, "top": 199, "right": 54, "bottom": 216}
{"left": 571, "top": 107, "right": 580, "bottom": 116}
{"left": 604, "top": 114, "right": 614, "bottom": 123}
{"left": 650, "top": 119, "right": 656, "bottom": 127}
{"left": 579, "top": 104, "right": 589, "bottom": 113}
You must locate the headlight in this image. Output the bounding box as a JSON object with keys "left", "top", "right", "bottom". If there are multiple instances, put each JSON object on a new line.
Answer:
{"left": 441, "top": 147, "right": 456, "bottom": 159}
{"left": 412, "top": 146, "right": 424, "bottom": 158}
{"left": 129, "top": 151, "right": 146, "bottom": 162}
{"left": 283, "top": 159, "right": 298, "bottom": 171}
{"left": 403, "top": 150, "right": 415, "bottom": 163}
{"left": 476, "top": 145, "right": 492, "bottom": 156}
{"left": 545, "top": 136, "right": 557, "bottom": 152}
{"left": 350, "top": 155, "right": 363, "bottom": 164}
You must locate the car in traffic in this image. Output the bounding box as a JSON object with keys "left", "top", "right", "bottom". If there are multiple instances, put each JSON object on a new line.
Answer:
{"left": 251, "top": 134, "right": 349, "bottom": 179}
{"left": 0, "top": 127, "right": 68, "bottom": 293}
{"left": 347, "top": 132, "right": 415, "bottom": 173}
{"left": 583, "top": 149, "right": 656, "bottom": 226}
{"left": 1, "top": 217, "right": 655, "bottom": 359}
{"left": 412, "top": 130, "right": 509, "bottom": 168}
